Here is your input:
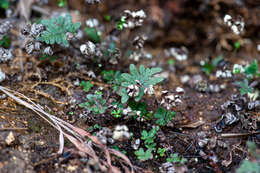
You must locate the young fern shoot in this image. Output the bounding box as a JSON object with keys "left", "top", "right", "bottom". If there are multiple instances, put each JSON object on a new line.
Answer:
{"left": 119, "top": 64, "right": 164, "bottom": 103}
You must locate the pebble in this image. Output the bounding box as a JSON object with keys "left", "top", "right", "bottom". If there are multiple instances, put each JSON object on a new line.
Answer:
{"left": 112, "top": 125, "right": 130, "bottom": 140}
{"left": 131, "top": 139, "right": 140, "bottom": 150}
{"left": 0, "top": 69, "right": 6, "bottom": 82}
{"left": 5, "top": 132, "right": 15, "bottom": 145}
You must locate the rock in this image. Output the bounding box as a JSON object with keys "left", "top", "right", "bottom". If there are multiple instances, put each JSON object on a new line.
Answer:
{"left": 5, "top": 132, "right": 15, "bottom": 145}
{"left": 0, "top": 69, "right": 6, "bottom": 82}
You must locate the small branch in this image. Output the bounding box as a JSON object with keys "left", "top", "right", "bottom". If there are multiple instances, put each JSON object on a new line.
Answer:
{"left": 220, "top": 131, "right": 260, "bottom": 138}
{"left": 0, "top": 127, "right": 27, "bottom": 131}
{"left": 31, "top": 5, "right": 50, "bottom": 16}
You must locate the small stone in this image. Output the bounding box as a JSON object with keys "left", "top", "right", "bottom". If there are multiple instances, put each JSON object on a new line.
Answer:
{"left": 44, "top": 46, "right": 53, "bottom": 56}
{"left": 5, "top": 132, "right": 15, "bottom": 145}
{"left": 198, "top": 138, "right": 208, "bottom": 147}
{"left": 0, "top": 69, "right": 6, "bottom": 83}
{"left": 34, "top": 42, "right": 42, "bottom": 51}
{"left": 85, "top": 18, "right": 99, "bottom": 28}
{"left": 180, "top": 75, "right": 190, "bottom": 84}
{"left": 131, "top": 139, "right": 140, "bottom": 150}
{"left": 80, "top": 41, "right": 96, "bottom": 56}
{"left": 113, "top": 125, "right": 130, "bottom": 140}
{"left": 67, "top": 165, "right": 78, "bottom": 171}
{"left": 176, "top": 87, "right": 184, "bottom": 94}
{"left": 0, "top": 47, "right": 13, "bottom": 62}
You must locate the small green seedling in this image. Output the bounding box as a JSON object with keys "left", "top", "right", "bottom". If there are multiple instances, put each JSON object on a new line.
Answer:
{"left": 116, "top": 17, "right": 126, "bottom": 30}
{"left": 40, "top": 54, "right": 57, "bottom": 62}
{"left": 237, "top": 160, "right": 260, "bottom": 173}
{"left": 167, "top": 153, "right": 187, "bottom": 164}
{"left": 154, "top": 107, "right": 175, "bottom": 126}
{"left": 201, "top": 55, "right": 223, "bottom": 75}
{"left": 101, "top": 70, "right": 123, "bottom": 91}
{"left": 234, "top": 41, "right": 241, "bottom": 52}
{"left": 0, "top": 35, "right": 11, "bottom": 48}
{"left": 85, "top": 27, "right": 101, "bottom": 43}
{"left": 134, "top": 148, "right": 153, "bottom": 161}
{"left": 236, "top": 79, "right": 254, "bottom": 96}
{"left": 141, "top": 126, "right": 159, "bottom": 150}
{"left": 168, "top": 59, "right": 175, "bottom": 66}
{"left": 157, "top": 147, "right": 166, "bottom": 157}
{"left": 80, "top": 81, "right": 94, "bottom": 92}
{"left": 0, "top": 0, "right": 8, "bottom": 9}
{"left": 111, "top": 109, "right": 122, "bottom": 118}
{"left": 120, "top": 64, "right": 164, "bottom": 103}
{"left": 79, "top": 91, "right": 107, "bottom": 114}
{"left": 58, "top": 0, "right": 67, "bottom": 7}
{"left": 102, "top": 70, "right": 115, "bottom": 82}
{"left": 104, "top": 15, "right": 111, "bottom": 21}
{"left": 128, "top": 100, "right": 147, "bottom": 118}
{"left": 245, "top": 60, "right": 260, "bottom": 78}
{"left": 39, "top": 13, "right": 81, "bottom": 47}
{"left": 237, "top": 141, "right": 260, "bottom": 173}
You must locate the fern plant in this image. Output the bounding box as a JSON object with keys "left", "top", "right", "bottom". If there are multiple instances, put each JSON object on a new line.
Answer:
{"left": 154, "top": 107, "right": 175, "bottom": 126}
{"left": 134, "top": 148, "right": 153, "bottom": 161}
{"left": 79, "top": 91, "right": 107, "bottom": 114}
{"left": 39, "top": 14, "right": 81, "bottom": 47}
{"left": 119, "top": 64, "right": 164, "bottom": 103}
{"left": 237, "top": 141, "right": 260, "bottom": 173}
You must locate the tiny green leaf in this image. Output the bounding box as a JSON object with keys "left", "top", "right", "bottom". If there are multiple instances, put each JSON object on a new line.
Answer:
{"left": 85, "top": 27, "right": 101, "bottom": 43}
{"left": 80, "top": 81, "right": 94, "bottom": 92}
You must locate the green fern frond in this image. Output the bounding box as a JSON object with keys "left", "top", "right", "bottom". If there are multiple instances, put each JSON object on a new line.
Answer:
{"left": 39, "top": 14, "right": 81, "bottom": 47}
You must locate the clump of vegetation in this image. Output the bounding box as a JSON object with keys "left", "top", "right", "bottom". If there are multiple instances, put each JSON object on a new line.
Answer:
{"left": 167, "top": 153, "right": 187, "bottom": 164}
{"left": 0, "top": 35, "right": 10, "bottom": 48}
{"left": 244, "top": 60, "right": 260, "bottom": 78}
{"left": 154, "top": 107, "right": 175, "bottom": 126}
{"left": 237, "top": 141, "right": 260, "bottom": 173}
{"left": 135, "top": 126, "right": 160, "bottom": 161}
{"left": 141, "top": 126, "right": 159, "bottom": 150}
{"left": 134, "top": 147, "right": 153, "bottom": 161}
{"left": 57, "top": 0, "right": 67, "bottom": 7}
{"left": 234, "top": 60, "right": 260, "bottom": 97}
{"left": 79, "top": 91, "right": 107, "bottom": 114}
{"left": 201, "top": 55, "right": 223, "bottom": 75}
{"left": 0, "top": 0, "right": 8, "bottom": 9}
{"left": 236, "top": 79, "right": 254, "bottom": 96}
{"left": 119, "top": 64, "right": 164, "bottom": 103}
{"left": 39, "top": 14, "right": 81, "bottom": 47}
{"left": 80, "top": 81, "right": 94, "bottom": 92}
{"left": 85, "top": 26, "right": 101, "bottom": 43}
{"left": 101, "top": 70, "right": 122, "bottom": 91}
